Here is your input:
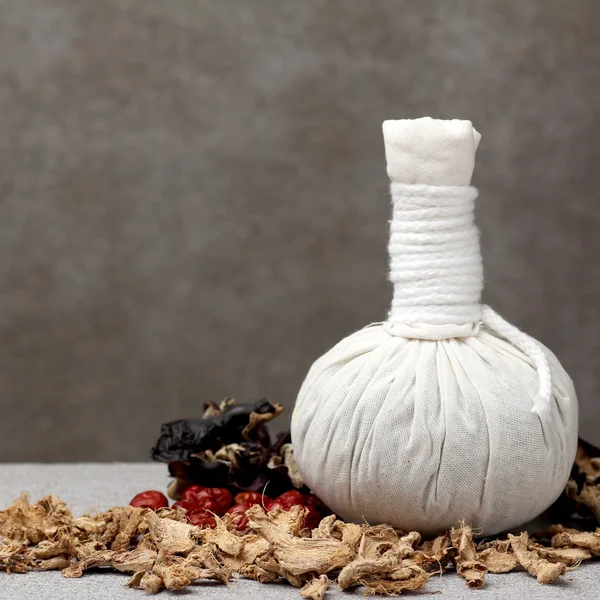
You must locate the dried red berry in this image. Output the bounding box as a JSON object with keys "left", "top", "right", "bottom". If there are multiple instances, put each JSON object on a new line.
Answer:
{"left": 171, "top": 500, "right": 190, "bottom": 512}
{"left": 226, "top": 502, "right": 253, "bottom": 531}
{"left": 183, "top": 487, "right": 232, "bottom": 515}
{"left": 129, "top": 491, "right": 169, "bottom": 510}
{"left": 187, "top": 512, "right": 216, "bottom": 528}
{"left": 187, "top": 497, "right": 221, "bottom": 517}
{"left": 302, "top": 505, "right": 322, "bottom": 530}
{"left": 234, "top": 491, "right": 271, "bottom": 506}
{"left": 272, "top": 490, "right": 305, "bottom": 509}
{"left": 208, "top": 487, "right": 233, "bottom": 512}
{"left": 182, "top": 485, "right": 207, "bottom": 503}
{"left": 303, "top": 494, "right": 328, "bottom": 513}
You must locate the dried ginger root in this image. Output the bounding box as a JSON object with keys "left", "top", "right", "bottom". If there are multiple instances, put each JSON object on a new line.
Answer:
{"left": 300, "top": 574, "right": 329, "bottom": 600}
{"left": 551, "top": 529, "right": 600, "bottom": 555}
{"left": 450, "top": 525, "right": 487, "bottom": 588}
{"left": 245, "top": 505, "right": 356, "bottom": 586}
{"left": 509, "top": 533, "right": 566, "bottom": 584}
{"left": 1, "top": 491, "right": 598, "bottom": 597}
{"left": 477, "top": 547, "right": 519, "bottom": 573}
{"left": 337, "top": 523, "right": 431, "bottom": 595}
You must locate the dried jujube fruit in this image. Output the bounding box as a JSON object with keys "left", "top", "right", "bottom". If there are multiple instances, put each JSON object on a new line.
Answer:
{"left": 234, "top": 491, "right": 271, "bottom": 506}
{"left": 187, "top": 512, "right": 216, "bottom": 528}
{"left": 129, "top": 491, "right": 169, "bottom": 510}
{"left": 226, "top": 502, "right": 253, "bottom": 531}
{"left": 182, "top": 486, "right": 232, "bottom": 515}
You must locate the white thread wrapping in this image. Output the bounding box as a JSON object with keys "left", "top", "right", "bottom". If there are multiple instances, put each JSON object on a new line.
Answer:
{"left": 388, "top": 183, "right": 483, "bottom": 326}
{"left": 481, "top": 306, "right": 553, "bottom": 415}
{"left": 387, "top": 182, "right": 551, "bottom": 414}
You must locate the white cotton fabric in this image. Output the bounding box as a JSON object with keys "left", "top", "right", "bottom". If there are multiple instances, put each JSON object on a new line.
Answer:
{"left": 291, "top": 118, "right": 578, "bottom": 536}
{"left": 382, "top": 117, "right": 481, "bottom": 185}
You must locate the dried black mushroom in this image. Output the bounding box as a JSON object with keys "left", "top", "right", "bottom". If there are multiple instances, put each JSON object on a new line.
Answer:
{"left": 151, "top": 398, "right": 306, "bottom": 498}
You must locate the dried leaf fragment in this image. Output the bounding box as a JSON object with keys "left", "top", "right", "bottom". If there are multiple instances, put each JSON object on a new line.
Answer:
{"left": 267, "top": 443, "right": 305, "bottom": 488}
{"left": 509, "top": 533, "right": 566, "bottom": 584}
{"left": 242, "top": 403, "right": 284, "bottom": 439}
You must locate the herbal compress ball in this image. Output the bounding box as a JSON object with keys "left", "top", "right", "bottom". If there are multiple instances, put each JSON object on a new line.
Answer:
{"left": 291, "top": 118, "right": 578, "bottom": 536}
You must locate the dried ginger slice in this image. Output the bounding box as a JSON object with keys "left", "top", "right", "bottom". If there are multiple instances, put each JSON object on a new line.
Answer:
{"left": 530, "top": 544, "right": 591, "bottom": 567}
{"left": 358, "top": 569, "right": 430, "bottom": 597}
{"left": 199, "top": 516, "right": 244, "bottom": 556}
{"left": 62, "top": 547, "right": 157, "bottom": 578}
{"left": 508, "top": 533, "right": 566, "bottom": 584}
{"left": 35, "top": 556, "right": 71, "bottom": 571}
{"left": 0, "top": 494, "right": 72, "bottom": 544}
{"left": 571, "top": 484, "right": 600, "bottom": 522}
{"left": 475, "top": 539, "right": 518, "bottom": 573}
{"left": 410, "top": 534, "right": 450, "bottom": 573}
{"left": 246, "top": 505, "right": 355, "bottom": 584}
{"left": 144, "top": 510, "right": 195, "bottom": 555}
{"left": 551, "top": 529, "right": 600, "bottom": 555}
{"left": 450, "top": 525, "right": 487, "bottom": 588}
{"left": 477, "top": 547, "right": 519, "bottom": 573}
{"left": 28, "top": 536, "right": 76, "bottom": 560}
{"left": 337, "top": 524, "right": 430, "bottom": 594}
{"left": 151, "top": 555, "right": 203, "bottom": 591}
{"left": 575, "top": 445, "right": 600, "bottom": 480}
{"left": 113, "top": 508, "right": 146, "bottom": 551}
{"left": 0, "top": 541, "right": 29, "bottom": 573}
{"left": 140, "top": 572, "right": 163, "bottom": 593}
{"left": 218, "top": 533, "right": 270, "bottom": 572}
{"left": 338, "top": 554, "right": 429, "bottom": 595}
{"left": 300, "top": 574, "right": 329, "bottom": 600}
{"left": 311, "top": 514, "right": 365, "bottom": 551}
{"left": 239, "top": 563, "right": 279, "bottom": 583}
{"left": 358, "top": 525, "right": 402, "bottom": 560}
{"left": 184, "top": 544, "right": 232, "bottom": 584}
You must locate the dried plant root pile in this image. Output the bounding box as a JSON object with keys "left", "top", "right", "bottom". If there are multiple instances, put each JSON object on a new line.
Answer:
{"left": 1, "top": 496, "right": 599, "bottom": 597}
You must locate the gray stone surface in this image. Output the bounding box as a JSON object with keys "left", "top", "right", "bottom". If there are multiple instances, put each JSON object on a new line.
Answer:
{"left": 1, "top": 463, "right": 600, "bottom": 599}
{"left": 0, "top": 1, "right": 599, "bottom": 461}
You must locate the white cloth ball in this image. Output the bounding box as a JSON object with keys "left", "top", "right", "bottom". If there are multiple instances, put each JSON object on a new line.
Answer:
{"left": 291, "top": 324, "right": 577, "bottom": 536}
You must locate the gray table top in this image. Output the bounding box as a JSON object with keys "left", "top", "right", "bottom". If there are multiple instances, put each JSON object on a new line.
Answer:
{"left": 1, "top": 463, "right": 598, "bottom": 600}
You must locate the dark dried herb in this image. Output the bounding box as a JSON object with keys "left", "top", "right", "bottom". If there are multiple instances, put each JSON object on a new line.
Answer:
{"left": 544, "top": 439, "right": 600, "bottom": 531}
{"left": 152, "top": 399, "right": 302, "bottom": 497}
{"left": 151, "top": 399, "right": 282, "bottom": 462}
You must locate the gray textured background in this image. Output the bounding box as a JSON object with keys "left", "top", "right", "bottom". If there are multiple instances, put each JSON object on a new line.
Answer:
{"left": 0, "top": 0, "right": 598, "bottom": 461}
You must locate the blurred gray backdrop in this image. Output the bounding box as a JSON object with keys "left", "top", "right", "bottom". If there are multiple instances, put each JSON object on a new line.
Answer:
{"left": 1, "top": 0, "right": 599, "bottom": 461}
